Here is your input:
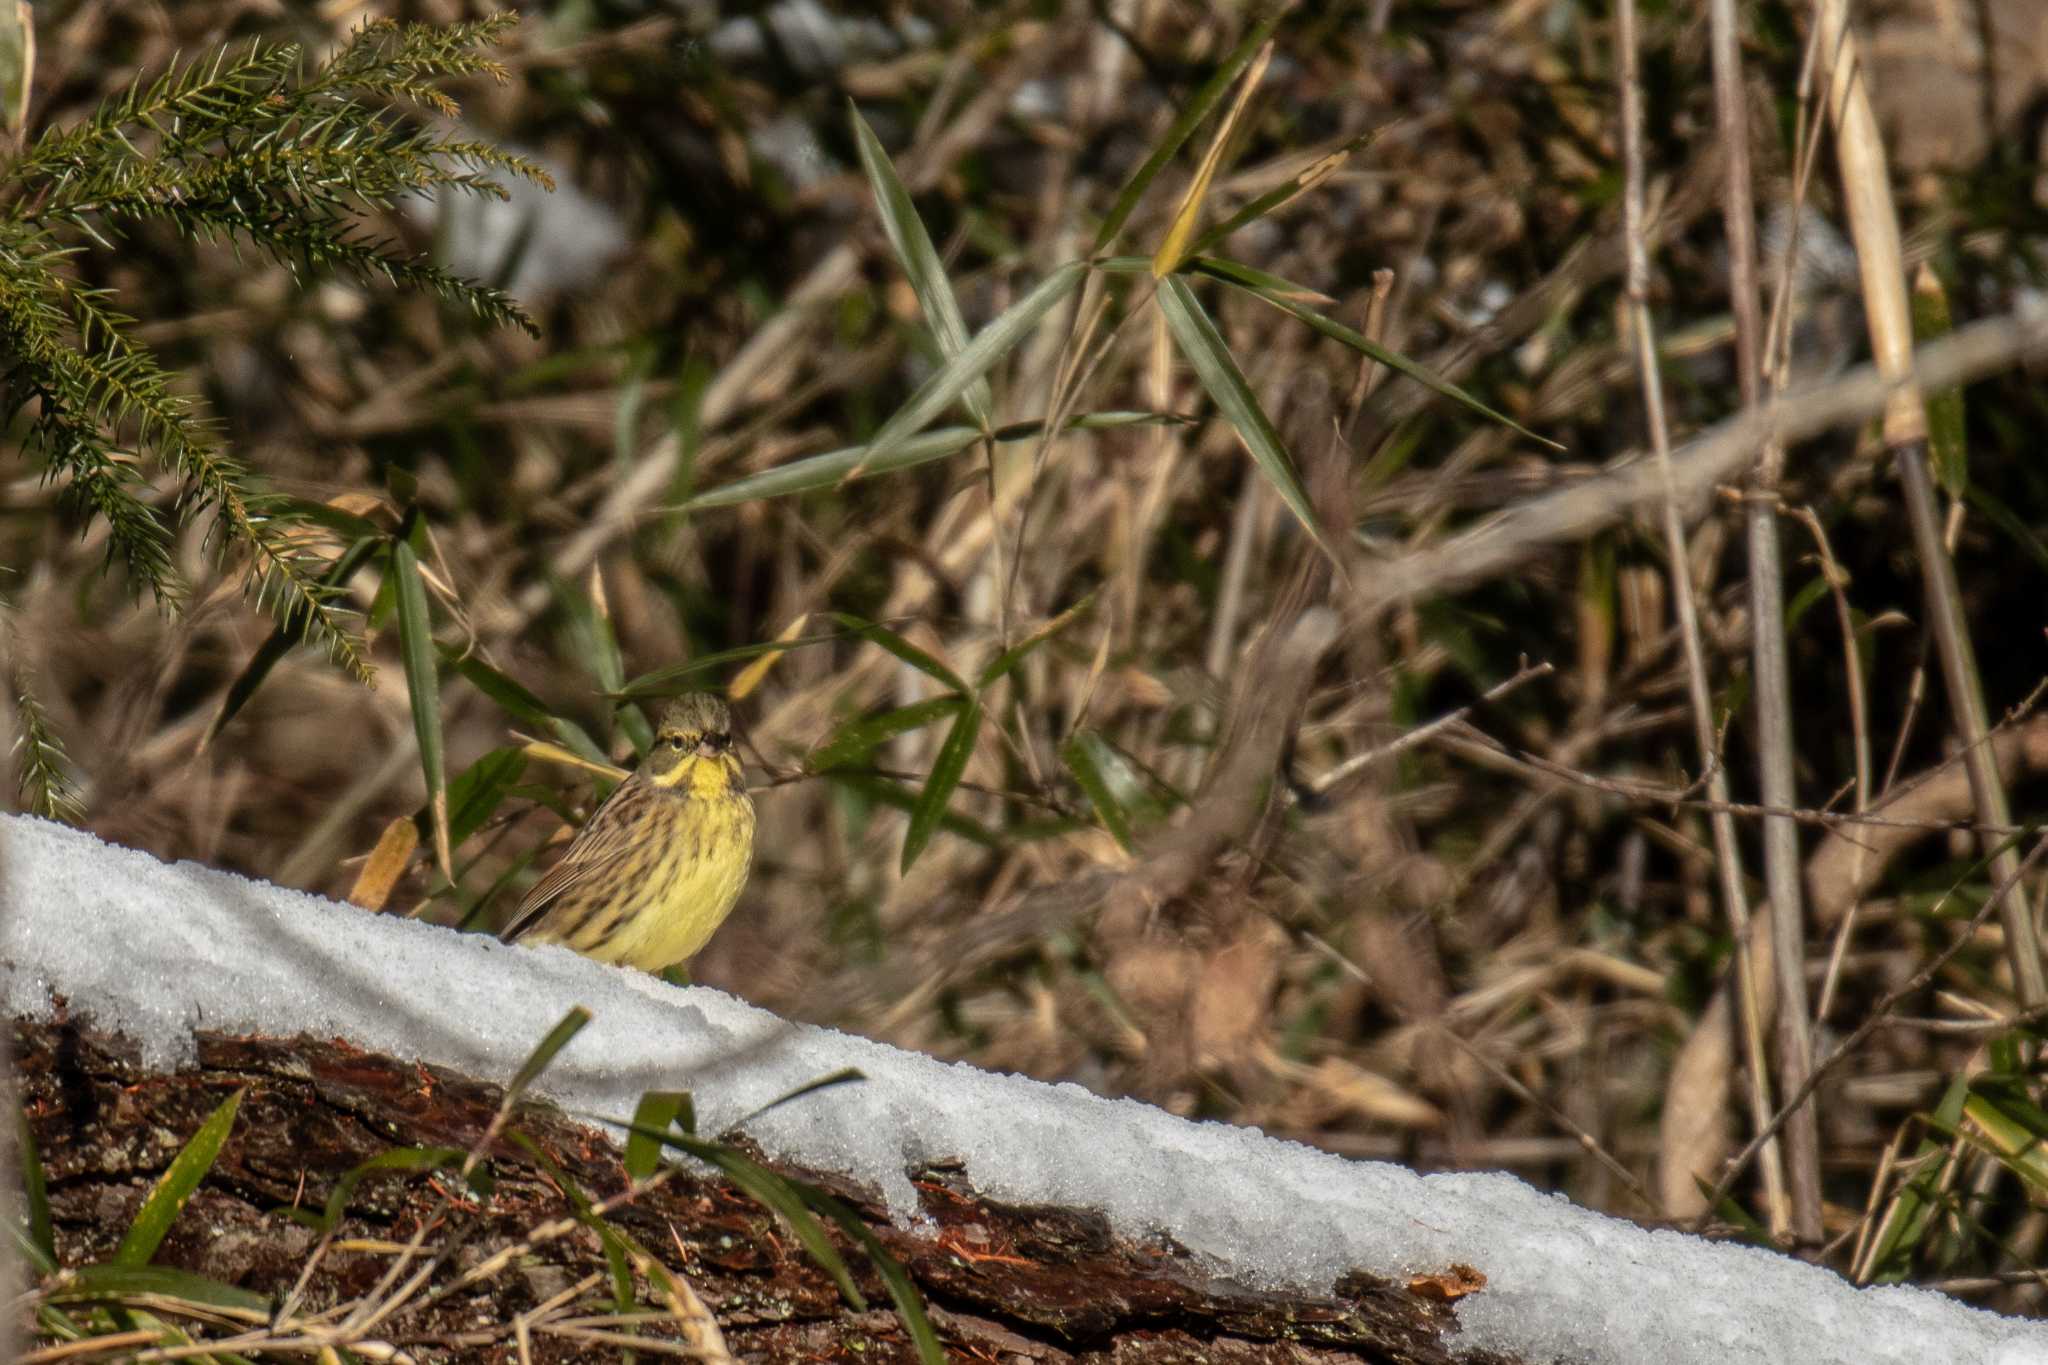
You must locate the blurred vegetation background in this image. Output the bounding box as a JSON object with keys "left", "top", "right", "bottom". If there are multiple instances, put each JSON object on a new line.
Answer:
{"left": 9, "top": 0, "right": 2048, "bottom": 1316}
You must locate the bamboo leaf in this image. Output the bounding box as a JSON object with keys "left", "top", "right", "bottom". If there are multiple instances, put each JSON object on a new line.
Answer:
{"left": 1152, "top": 39, "right": 1273, "bottom": 277}
{"left": 902, "top": 694, "right": 982, "bottom": 873}
{"left": 1187, "top": 132, "right": 1377, "bottom": 258}
{"left": 798, "top": 1185, "right": 947, "bottom": 1365}
{"left": 1193, "top": 256, "right": 1561, "bottom": 449}
{"left": 346, "top": 815, "right": 418, "bottom": 912}
{"left": 443, "top": 745, "right": 528, "bottom": 848}
{"left": 204, "top": 534, "right": 381, "bottom": 748}
{"left": 625, "top": 1091, "right": 689, "bottom": 1183}
{"left": 58, "top": 1264, "right": 270, "bottom": 1316}
{"left": 1092, "top": 10, "right": 1286, "bottom": 254}
{"left": 685, "top": 410, "right": 1186, "bottom": 509}
{"left": 114, "top": 1089, "right": 243, "bottom": 1267}
{"left": 851, "top": 104, "right": 991, "bottom": 427}
{"left": 807, "top": 695, "right": 966, "bottom": 773}
{"left": 17, "top": 1107, "right": 51, "bottom": 1265}
{"left": 731, "top": 612, "right": 812, "bottom": 700}
{"left": 391, "top": 535, "right": 451, "bottom": 878}
{"left": 1156, "top": 273, "right": 1336, "bottom": 565}
{"left": 831, "top": 612, "right": 967, "bottom": 692}
{"left": 617, "top": 634, "right": 851, "bottom": 698}
{"left": 977, "top": 590, "right": 1097, "bottom": 689}
{"left": 842, "top": 260, "right": 1088, "bottom": 485}
{"left": 296, "top": 1146, "right": 472, "bottom": 1235}
{"left": 511, "top": 1006, "right": 592, "bottom": 1096}
{"left": 1060, "top": 730, "right": 1165, "bottom": 852}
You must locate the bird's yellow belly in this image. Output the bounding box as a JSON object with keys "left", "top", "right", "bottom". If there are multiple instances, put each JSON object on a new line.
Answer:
{"left": 575, "top": 791, "right": 756, "bottom": 971}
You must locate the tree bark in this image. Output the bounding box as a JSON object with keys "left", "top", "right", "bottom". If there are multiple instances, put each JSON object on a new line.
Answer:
{"left": 13, "top": 1016, "right": 1523, "bottom": 1363}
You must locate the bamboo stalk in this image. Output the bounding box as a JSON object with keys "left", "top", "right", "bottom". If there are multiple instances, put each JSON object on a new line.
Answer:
{"left": 1812, "top": 0, "right": 2046, "bottom": 1009}
{"left": 1623, "top": 0, "right": 1793, "bottom": 1237}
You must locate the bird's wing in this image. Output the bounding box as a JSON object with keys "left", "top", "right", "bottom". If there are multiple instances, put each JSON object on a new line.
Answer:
{"left": 499, "top": 777, "right": 652, "bottom": 943}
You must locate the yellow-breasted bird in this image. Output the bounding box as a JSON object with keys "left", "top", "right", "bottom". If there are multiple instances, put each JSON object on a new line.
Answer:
{"left": 500, "top": 692, "right": 755, "bottom": 973}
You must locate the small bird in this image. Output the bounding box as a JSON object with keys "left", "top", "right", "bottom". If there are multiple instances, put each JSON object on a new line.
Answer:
{"left": 500, "top": 692, "right": 756, "bottom": 973}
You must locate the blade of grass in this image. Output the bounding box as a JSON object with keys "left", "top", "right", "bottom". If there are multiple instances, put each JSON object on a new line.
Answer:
{"left": 442, "top": 746, "right": 528, "bottom": 848}
{"left": 807, "top": 695, "right": 965, "bottom": 772}
{"left": 797, "top": 1185, "right": 946, "bottom": 1365}
{"left": 1152, "top": 39, "right": 1273, "bottom": 277}
{"left": 1189, "top": 256, "right": 1560, "bottom": 449}
{"left": 730, "top": 612, "right": 812, "bottom": 701}
{"left": 58, "top": 1265, "right": 270, "bottom": 1316}
{"left": 18, "top": 1107, "right": 51, "bottom": 1264}
{"left": 628, "top": 1122, "right": 867, "bottom": 1309}
{"left": 203, "top": 534, "right": 380, "bottom": 748}
{"left": 901, "top": 694, "right": 982, "bottom": 873}
{"left": 391, "top": 535, "right": 451, "bottom": 879}
{"left": 511, "top": 1006, "right": 592, "bottom": 1095}
{"left": 824, "top": 771, "right": 1000, "bottom": 848}
{"left": 1092, "top": 9, "right": 1286, "bottom": 254}
{"left": 1060, "top": 730, "right": 1166, "bottom": 852}
{"left": 727, "top": 1068, "right": 868, "bottom": 1132}
{"left": 851, "top": 103, "right": 991, "bottom": 428}
{"left": 841, "top": 260, "right": 1088, "bottom": 486}
{"left": 831, "top": 612, "right": 967, "bottom": 692}
{"left": 1156, "top": 274, "right": 1336, "bottom": 566}
{"left": 686, "top": 410, "right": 1186, "bottom": 509}
{"left": 625, "top": 1092, "right": 689, "bottom": 1182}
{"left": 113, "top": 1089, "right": 243, "bottom": 1268}
{"left": 617, "top": 634, "right": 853, "bottom": 698}
{"left": 977, "top": 590, "right": 1097, "bottom": 688}
{"left": 1187, "top": 132, "right": 1377, "bottom": 258}
{"left": 287, "top": 1146, "right": 474, "bottom": 1234}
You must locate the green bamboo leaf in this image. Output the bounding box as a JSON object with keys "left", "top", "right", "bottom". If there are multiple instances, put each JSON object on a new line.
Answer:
{"left": 1913, "top": 265, "right": 1967, "bottom": 496}
{"left": 1192, "top": 255, "right": 1561, "bottom": 450}
{"left": 552, "top": 573, "right": 625, "bottom": 701}
{"left": 626, "top": 1091, "right": 690, "bottom": 1182}
{"left": 799, "top": 1184, "right": 947, "bottom": 1365}
{"left": 511, "top": 1006, "right": 592, "bottom": 1096}
{"left": 1060, "top": 730, "right": 1167, "bottom": 851}
{"left": 616, "top": 634, "right": 848, "bottom": 698}
{"left": 1866, "top": 1073, "right": 1969, "bottom": 1278}
{"left": 58, "top": 1264, "right": 271, "bottom": 1315}
{"left": 977, "top": 591, "right": 1097, "bottom": 689}
{"left": 1187, "top": 132, "right": 1377, "bottom": 258}
{"left": 825, "top": 771, "right": 1001, "bottom": 848}
{"left": 1185, "top": 254, "right": 1334, "bottom": 304}
{"left": 1091, "top": 10, "right": 1287, "bottom": 254}
{"left": 114, "top": 1089, "right": 243, "bottom": 1268}
{"left": 902, "top": 694, "right": 982, "bottom": 873}
{"left": 851, "top": 103, "right": 991, "bottom": 428}
{"left": 685, "top": 410, "right": 1186, "bottom": 509}
{"left": 391, "top": 535, "right": 451, "bottom": 879}
{"left": 17, "top": 1107, "right": 51, "bottom": 1265}
{"left": 295, "top": 1146, "right": 471, "bottom": 1235}
{"left": 442, "top": 746, "right": 527, "bottom": 848}
{"left": 1963, "top": 1079, "right": 2048, "bottom": 1196}
{"left": 450, "top": 652, "right": 553, "bottom": 726}
{"left": 1156, "top": 274, "right": 1336, "bottom": 565}
{"left": 205, "top": 534, "right": 380, "bottom": 746}
{"left": 509, "top": 1133, "right": 637, "bottom": 1315}
{"left": 729, "top": 1069, "right": 868, "bottom": 1132}
{"left": 626, "top": 1121, "right": 867, "bottom": 1309}
{"left": 845, "top": 260, "right": 1088, "bottom": 485}
{"left": 831, "top": 612, "right": 968, "bottom": 692}
{"left": 807, "top": 695, "right": 965, "bottom": 773}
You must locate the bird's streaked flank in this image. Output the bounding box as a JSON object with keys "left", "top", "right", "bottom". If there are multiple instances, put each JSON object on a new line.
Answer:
{"left": 500, "top": 692, "right": 755, "bottom": 972}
